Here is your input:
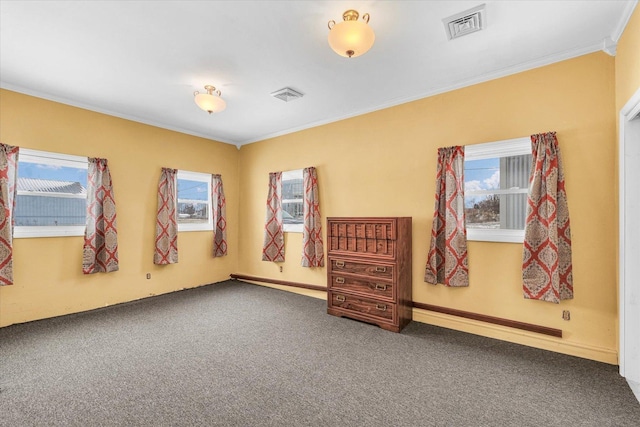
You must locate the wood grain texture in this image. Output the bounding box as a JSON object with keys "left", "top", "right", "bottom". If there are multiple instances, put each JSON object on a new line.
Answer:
{"left": 412, "top": 301, "right": 563, "bottom": 338}
{"left": 327, "top": 217, "right": 413, "bottom": 333}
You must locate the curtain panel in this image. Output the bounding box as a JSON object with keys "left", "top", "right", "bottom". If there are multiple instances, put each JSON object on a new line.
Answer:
{"left": 211, "top": 174, "right": 227, "bottom": 257}
{"left": 0, "top": 143, "right": 19, "bottom": 285}
{"left": 424, "top": 146, "right": 469, "bottom": 287}
{"left": 154, "top": 167, "right": 178, "bottom": 265}
{"left": 522, "top": 132, "right": 573, "bottom": 303}
{"left": 301, "top": 167, "right": 324, "bottom": 267}
{"left": 262, "top": 172, "right": 285, "bottom": 262}
{"left": 83, "top": 157, "right": 119, "bottom": 274}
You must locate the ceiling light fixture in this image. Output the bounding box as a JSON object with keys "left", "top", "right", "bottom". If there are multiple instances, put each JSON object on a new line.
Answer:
{"left": 327, "top": 10, "right": 375, "bottom": 58}
{"left": 194, "top": 85, "right": 226, "bottom": 114}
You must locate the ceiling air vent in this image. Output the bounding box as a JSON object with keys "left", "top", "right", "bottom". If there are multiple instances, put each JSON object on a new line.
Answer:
{"left": 270, "top": 87, "right": 304, "bottom": 102}
{"left": 443, "top": 4, "right": 486, "bottom": 40}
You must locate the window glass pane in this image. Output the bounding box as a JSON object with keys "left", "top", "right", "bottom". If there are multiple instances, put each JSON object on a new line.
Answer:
{"left": 282, "top": 169, "right": 304, "bottom": 226}
{"left": 16, "top": 162, "right": 87, "bottom": 227}
{"left": 177, "top": 178, "right": 209, "bottom": 224}
{"left": 464, "top": 154, "right": 531, "bottom": 231}
{"left": 465, "top": 194, "right": 528, "bottom": 230}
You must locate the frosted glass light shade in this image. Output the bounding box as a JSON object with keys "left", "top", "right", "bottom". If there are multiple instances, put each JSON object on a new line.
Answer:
{"left": 328, "top": 19, "right": 375, "bottom": 58}
{"left": 194, "top": 91, "right": 226, "bottom": 114}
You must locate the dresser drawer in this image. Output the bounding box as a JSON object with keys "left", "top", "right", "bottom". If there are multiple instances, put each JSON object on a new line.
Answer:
{"left": 329, "top": 275, "right": 394, "bottom": 300}
{"left": 330, "top": 258, "right": 393, "bottom": 280}
{"left": 329, "top": 292, "right": 395, "bottom": 322}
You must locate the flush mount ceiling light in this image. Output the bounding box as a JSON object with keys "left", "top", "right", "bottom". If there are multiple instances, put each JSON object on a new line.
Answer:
{"left": 194, "top": 85, "right": 226, "bottom": 114}
{"left": 327, "top": 9, "right": 375, "bottom": 58}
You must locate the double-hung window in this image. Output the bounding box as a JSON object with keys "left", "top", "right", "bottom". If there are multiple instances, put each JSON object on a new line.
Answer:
{"left": 14, "top": 148, "right": 88, "bottom": 238}
{"left": 176, "top": 170, "right": 213, "bottom": 232}
{"left": 281, "top": 168, "right": 304, "bottom": 233}
{"left": 464, "top": 137, "right": 531, "bottom": 243}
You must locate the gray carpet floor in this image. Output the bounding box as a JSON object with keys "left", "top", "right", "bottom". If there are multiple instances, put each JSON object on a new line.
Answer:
{"left": 1, "top": 280, "right": 639, "bottom": 427}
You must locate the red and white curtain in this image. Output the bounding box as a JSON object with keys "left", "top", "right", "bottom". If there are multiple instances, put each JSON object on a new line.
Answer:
{"left": 522, "top": 132, "right": 573, "bottom": 303}
{"left": 262, "top": 172, "right": 285, "bottom": 262}
{"left": 83, "top": 157, "right": 119, "bottom": 274}
{"left": 154, "top": 167, "right": 178, "bottom": 265}
{"left": 211, "top": 174, "right": 227, "bottom": 257}
{"left": 302, "top": 167, "right": 324, "bottom": 267}
{"left": 424, "top": 146, "right": 469, "bottom": 287}
{"left": 0, "top": 143, "right": 19, "bottom": 285}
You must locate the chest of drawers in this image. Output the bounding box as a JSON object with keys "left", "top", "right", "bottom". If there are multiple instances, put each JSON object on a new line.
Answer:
{"left": 326, "top": 217, "right": 412, "bottom": 333}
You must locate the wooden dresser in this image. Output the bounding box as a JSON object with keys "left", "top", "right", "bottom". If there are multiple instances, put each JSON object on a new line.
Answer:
{"left": 327, "top": 217, "right": 412, "bottom": 333}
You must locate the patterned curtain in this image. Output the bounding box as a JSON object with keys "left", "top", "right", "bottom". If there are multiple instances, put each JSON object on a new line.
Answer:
{"left": 522, "top": 132, "right": 573, "bottom": 303}
{"left": 301, "top": 167, "right": 324, "bottom": 267}
{"left": 0, "top": 143, "right": 19, "bottom": 285}
{"left": 424, "top": 146, "right": 469, "bottom": 287}
{"left": 211, "top": 174, "right": 227, "bottom": 257}
{"left": 262, "top": 172, "right": 285, "bottom": 262}
{"left": 83, "top": 158, "right": 119, "bottom": 274}
{"left": 154, "top": 168, "right": 178, "bottom": 265}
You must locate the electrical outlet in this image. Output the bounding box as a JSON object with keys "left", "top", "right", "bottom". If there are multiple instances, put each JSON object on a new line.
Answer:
{"left": 562, "top": 310, "right": 570, "bottom": 321}
{"left": 279, "top": 266, "right": 283, "bottom": 273}
{"left": 146, "top": 273, "right": 151, "bottom": 279}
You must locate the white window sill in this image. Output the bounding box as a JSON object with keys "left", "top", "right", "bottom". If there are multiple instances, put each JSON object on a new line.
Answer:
{"left": 14, "top": 226, "right": 86, "bottom": 238}
{"left": 467, "top": 228, "right": 524, "bottom": 243}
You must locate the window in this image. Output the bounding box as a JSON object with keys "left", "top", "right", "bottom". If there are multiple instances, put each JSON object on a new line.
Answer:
{"left": 177, "top": 170, "right": 212, "bottom": 232}
{"left": 14, "top": 148, "right": 88, "bottom": 238}
{"left": 282, "top": 169, "right": 304, "bottom": 233}
{"left": 464, "top": 137, "right": 531, "bottom": 243}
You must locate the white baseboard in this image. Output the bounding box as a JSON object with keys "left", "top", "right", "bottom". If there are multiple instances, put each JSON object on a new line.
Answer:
{"left": 628, "top": 380, "right": 640, "bottom": 404}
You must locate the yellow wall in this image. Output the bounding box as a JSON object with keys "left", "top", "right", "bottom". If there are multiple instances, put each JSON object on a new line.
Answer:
{"left": 3, "top": 21, "right": 635, "bottom": 363}
{"left": 238, "top": 52, "right": 619, "bottom": 363}
{"left": 0, "top": 89, "right": 239, "bottom": 327}
{"left": 616, "top": 5, "right": 640, "bottom": 112}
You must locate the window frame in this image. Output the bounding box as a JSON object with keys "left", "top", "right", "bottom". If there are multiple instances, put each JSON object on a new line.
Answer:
{"left": 464, "top": 137, "right": 531, "bottom": 243}
{"left": 176, "top": 170, "right": 213, "bottom": 232}
{"left": 281, "top": 168, "right": 304, "bottom": 233}
{"left": 14, "top": 148, "right": 88, "bottom": 239}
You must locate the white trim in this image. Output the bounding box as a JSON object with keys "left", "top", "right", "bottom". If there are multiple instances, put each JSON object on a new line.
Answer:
{"left": 238, "top": 44, "right": 603, "bottom": 146}
{"left": 465, "top": 137, "right": 530, "bottom": 243}
{"left": 0, "top": 40, "right": 606, "bottom": 148}
{"left": 611, "top": 0, "right": 638, "bottom": 43}
{"left": 14, "top": 225, "right": 85, "bottom": 239}
{"left": 176, "top": 170, "right": 213, "bottom": 232}
{"left": 14, "top": 148, "right": 88, "bottom": 239}
{"left": 465, "top": 137, "right": 530, "bottom": 160}
{"left": 19, "top": 147, "right": 88, "bottom": 169}
{"left": 0, "top": 83, "right": 236, "bottom": 146}
{"left": 281, "top": 168, "right": 304, "bottom": 234}
{"left": 467, "top": 228, "right": 524, "bottom": 243}
{"left": 619, "top": 87, "right": 640, "bottom": 381}
{"left": 628, "top": 380, "right": 640, "bottom": 404}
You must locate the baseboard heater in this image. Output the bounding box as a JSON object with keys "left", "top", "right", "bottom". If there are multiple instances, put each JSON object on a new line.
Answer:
{"left": 229, "top": 274, "right": 562, "bottom": 338}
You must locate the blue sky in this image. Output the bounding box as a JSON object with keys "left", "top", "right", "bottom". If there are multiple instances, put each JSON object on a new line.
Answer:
{"left": 177, "top": 178, "right": 208, "bottom": 201}
{"left": 18, "top": 163, "right": 88, "bottom": 188}
{"left": 18, "top": 163, "right": 209, "bottom": 201}
{"left": 464, "top": 158, "right": 500, "bottom": 208}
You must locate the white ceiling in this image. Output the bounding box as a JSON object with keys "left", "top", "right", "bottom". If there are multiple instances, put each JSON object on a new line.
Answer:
{"left": 0, "top": 1, "right": 636, "bottom": 147}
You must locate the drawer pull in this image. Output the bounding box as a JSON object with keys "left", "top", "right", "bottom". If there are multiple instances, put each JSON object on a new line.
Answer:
{"left": 375, "top": 283, "right": 387, "bottom": 291}
{"left": 335, "top": 261, "right": 345, "bottom": 268}
{"left": 376, "top": 304, "right": 387, "bottom": 312}
{"left": 336, "top": 295, "right": 346, "bottom": 302}
{"left": 335, "top": 277, "right": 345, "bottom": 284}
{"left": 375, "top": 266, "right": 387, "bottom": 273}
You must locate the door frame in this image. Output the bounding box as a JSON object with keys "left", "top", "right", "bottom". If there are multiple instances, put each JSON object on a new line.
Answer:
{"left": 619, "top": 87, "right": 640, "bottom": 393}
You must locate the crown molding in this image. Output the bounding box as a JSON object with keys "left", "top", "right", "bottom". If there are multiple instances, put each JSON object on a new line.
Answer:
{"left": 611, "top": 0, "right": 638, "bottom": 42}
{"left": 0, "top": 82, "right": 236, "bottom": 146}
{"left": 238, "top": 42, "right": 603, "bottom": 146}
